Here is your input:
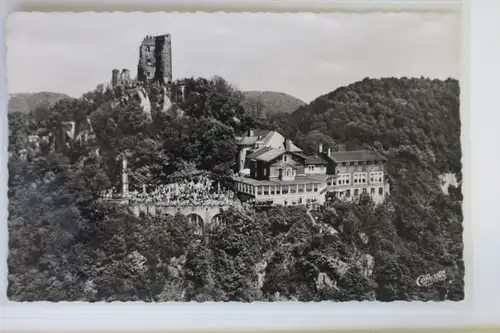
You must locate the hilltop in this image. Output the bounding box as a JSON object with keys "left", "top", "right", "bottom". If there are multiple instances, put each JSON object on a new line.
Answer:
{"left": 8, "top": 92, "right": 73, "bottom": 114}
{"left": 286, "top": 77, "right": 461, "bottom": 173}
{"left": 241, "top": 90, "right": 305, "bottom": 117}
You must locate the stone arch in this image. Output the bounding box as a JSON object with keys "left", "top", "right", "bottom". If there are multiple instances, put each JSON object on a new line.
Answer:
{"left": 187, "top": 213, "right": 204, "bottom": 235}
{"left": 211, "top": 213, "right": 223, "bottom": 224}
{"left": 210, "top": 213, "right": 224, "bottom": 233}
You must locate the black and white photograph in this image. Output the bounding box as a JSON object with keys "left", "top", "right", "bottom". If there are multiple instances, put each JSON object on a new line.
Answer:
{"left": 6, "top": 11, "right": 463, "bottom": 302}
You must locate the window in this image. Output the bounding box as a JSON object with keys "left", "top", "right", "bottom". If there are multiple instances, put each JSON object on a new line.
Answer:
{"left": 250, "top": 186, "right": 254, "bottom": 194}
{"left": 369, "top": 172, "right": 384, "bottom": 184}
{"left": 370, "top": 187, "right": 375, "bottom": 195}
{"left": 327, "top": 178, "right": 332, "bottom": 186}
{"left": 353, "top": 172, "right": 367, "bottom": 184}
{"left": 346, "top": 189, "right": 351, "bottom": 197}
{"left": 308, "top": 165, "right": 315, "bottom": 172}
{"left": 379, "top": 187, "right": 384, "bottom": 195}
{"left": 362, "top": 188, "right": 367, "bottom": 195}
{"left": 282, "top": 154, "right": 289, "bottom": 162}
{"left": 337, "top": 173, "right": 351, "bottom": 185}
{"left": 282, "top": 186, "right": 289, "bottom": 194}
{"left": 285, "top": 168, "right": 292, "bottom": 177}
{"left": 306, "top": 183, "right": 313, "bottom": 192}
{"left": 270, "top": 186, "right": 275, "bottom": 195}
{"left": 263, "top": 186, "right": 269, "bottom": 195}
{"left": 350, "top": 162, "right": 355, "bottom": 166}
{"left": 290, "top": 185, "right": 297, "bottom": 194}
{"left": 298, "top": 184, "right": 304, "bottom": 193}
{"left": 257, "top": 186, "right": 262, "bottom": 195}
{"left": 360, "top": 172, "right": 367, "bottom": 184}
{"left": 354, "top": 189, "right": 359, "bottom": 197}
{"left": 313, "top": 184, "right": 318, "bottom": 192}
{"left": 263, "top": 168, "right": 267, "bottom": 177}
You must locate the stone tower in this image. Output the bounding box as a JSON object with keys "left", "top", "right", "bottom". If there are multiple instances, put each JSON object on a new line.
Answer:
{"left": 137, "top": 34, "right": 172, "bottom": 85}
{"left": 111, "top": 69, "right": 120, "bottom": 87}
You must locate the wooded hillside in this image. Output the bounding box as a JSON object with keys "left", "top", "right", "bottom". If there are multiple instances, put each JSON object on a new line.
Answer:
{"left": 7, "top": 76, "right": 463, "bottom": 302}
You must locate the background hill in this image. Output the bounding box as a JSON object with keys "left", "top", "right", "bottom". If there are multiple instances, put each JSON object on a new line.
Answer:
{"left": 8, "top": 92, "right": 73, "bottom": 114}
{"left": 283, "top": 77, "right": 461, "bottom": 173}
{"left": 241, "top": 91, "right": 305, "bottom": 117}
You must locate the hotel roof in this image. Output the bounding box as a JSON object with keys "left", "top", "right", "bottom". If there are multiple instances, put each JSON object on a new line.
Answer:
{"left": 233, "top": 174, "right": 329, "bottom": 186}
{"left": 236, "top": 129, "right": 272, "bottom": 146}
{"left": 254, "top": 148, "right": 286, "bottom": 162}
{"left": 325, "top": 150, "right": 387, "bottom": 163}
{"left": 247, "top": 147, "right": 308, "bottom": 163}
{"left": 305, "top": 155, "right": 328, "bottom": 165}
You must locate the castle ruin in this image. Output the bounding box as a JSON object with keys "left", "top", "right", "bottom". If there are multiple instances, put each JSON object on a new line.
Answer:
{"left": 137, "top": 34, "right": 172, "bottom": 85}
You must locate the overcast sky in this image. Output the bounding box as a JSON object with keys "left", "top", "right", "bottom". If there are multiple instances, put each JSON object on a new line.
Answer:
{"left": 7, "top": 12, "right": 459, "bottom": 102}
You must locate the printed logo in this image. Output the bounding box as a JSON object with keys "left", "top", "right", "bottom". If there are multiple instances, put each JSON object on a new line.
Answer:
{"left": 416, "top": 269, "right": 447, "bottom": 287}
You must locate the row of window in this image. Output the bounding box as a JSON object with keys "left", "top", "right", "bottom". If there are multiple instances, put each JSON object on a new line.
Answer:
{"left": 333, "top": 187, "right": 384, "bottom": 198}
{"left": 339, "top": 160, "right": 383, "bottom": 166}
{"left": 259, "top": 183, "right": 319, "bottom": 195}
{"left": 236, "top": 182, "right": 320, "bottom": 196}
{"left": 327, "top": 172, "right": 384, "bottom": 186}
{"left": 263, "top": 168, "right": 297, "bottom": 177}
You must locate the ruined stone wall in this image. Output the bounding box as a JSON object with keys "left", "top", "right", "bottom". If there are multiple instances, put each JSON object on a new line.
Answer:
{"left": 155, "top": 34, "right": 172, "bottom": 84}
{"left": 137, "top": 36, "right": 157, "bottom": 82}
{"left": 137, "top": 34, "right": 172, "bottom": 84}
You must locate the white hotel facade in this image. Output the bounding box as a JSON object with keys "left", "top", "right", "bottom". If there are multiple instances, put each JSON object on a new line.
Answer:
{"left": 233, "top": 129, "right": 390, "bottom": 206}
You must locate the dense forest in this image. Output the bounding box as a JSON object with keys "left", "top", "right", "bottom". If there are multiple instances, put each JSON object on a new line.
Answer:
{"left": 7, "top": 75, "right": 463, "bottom": 302}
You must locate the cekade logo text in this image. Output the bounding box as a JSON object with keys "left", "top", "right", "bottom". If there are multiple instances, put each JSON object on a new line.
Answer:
{"left": 416, "top": 270, "right": 447, "bottom": 287}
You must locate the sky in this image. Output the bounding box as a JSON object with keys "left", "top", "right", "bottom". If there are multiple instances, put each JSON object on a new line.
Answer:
{"left": 6, "top": 12, "right": 460, "bottom": 103}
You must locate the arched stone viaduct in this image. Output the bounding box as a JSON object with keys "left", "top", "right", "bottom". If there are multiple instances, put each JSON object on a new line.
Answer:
{"left": 107, "top": 199, "right": 230, "bottom": 234}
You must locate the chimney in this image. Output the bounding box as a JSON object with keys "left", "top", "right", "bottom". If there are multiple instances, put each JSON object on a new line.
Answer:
{"left": 285, "top": 139, "right": 291, "bottom": 151}
{"left": 328, "top": 148, "right": 331, "bottom": 157}
{"left": 122, "top": 155, "right": 129, "bottom": 197}
{"left": 319, "top": 143, "right": 323, "bottom": 154}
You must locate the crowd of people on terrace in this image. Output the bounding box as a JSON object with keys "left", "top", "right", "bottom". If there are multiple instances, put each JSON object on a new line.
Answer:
{"left": 100, "top": 175, "right": 238, "bottom": 207}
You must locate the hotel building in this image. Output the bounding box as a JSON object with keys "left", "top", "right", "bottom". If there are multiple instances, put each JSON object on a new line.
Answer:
{"left": 233, "top": 129, "right": 390, "bottom": 206}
